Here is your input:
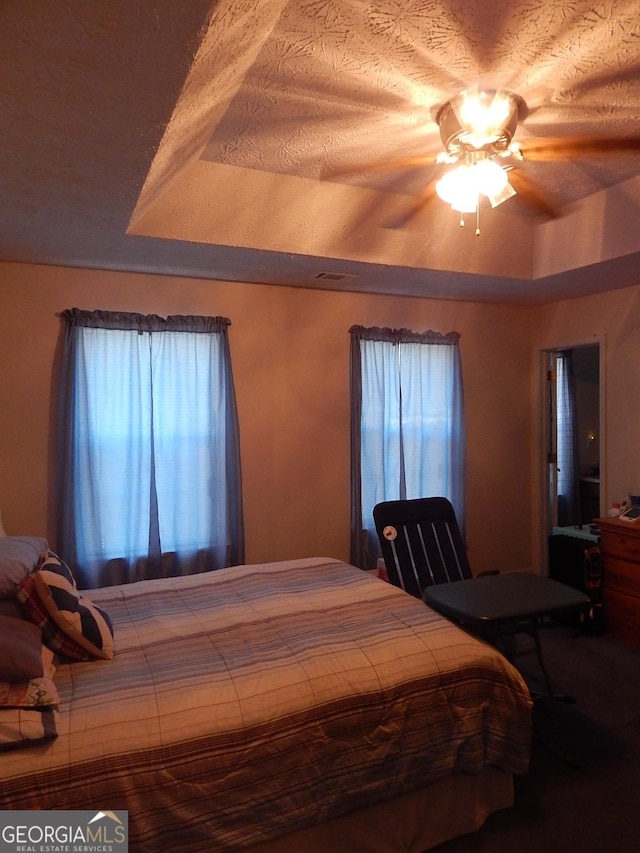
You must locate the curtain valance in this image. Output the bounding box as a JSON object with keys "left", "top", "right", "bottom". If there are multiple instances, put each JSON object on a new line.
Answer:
{"left": 349, "top": 325, "right": 460, "bottom": 345}
{"left": 61, "top": 309, "right": 231, "bottom": 334}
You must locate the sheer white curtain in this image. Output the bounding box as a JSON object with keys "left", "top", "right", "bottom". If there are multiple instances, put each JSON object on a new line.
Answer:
{"left": 57, "top": 310, "right": 244, "bottom": 588}
{"left": 350, "top": 326, "right": 465, "bottom": 568}
{"left": 556, "top": 351, "right": 580, "bottom": 526}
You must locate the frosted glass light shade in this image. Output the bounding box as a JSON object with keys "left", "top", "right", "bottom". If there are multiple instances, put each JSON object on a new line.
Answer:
{"left": 436, "top": 166, "right": 478, "bottom": 211}
{"left": 473, "top": 159, "right": 508, "bottom": 196}
{"left": 436, "top": 160, "right": 513, "bottom": 213}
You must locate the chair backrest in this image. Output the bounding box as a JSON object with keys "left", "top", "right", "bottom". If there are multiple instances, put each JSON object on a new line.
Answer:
{"left": 373, "top": 497, "right": 472, "bottom": 599}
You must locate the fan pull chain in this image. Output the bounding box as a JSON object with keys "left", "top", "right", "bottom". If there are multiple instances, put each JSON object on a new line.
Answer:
{"left": 457, "top": 208, "right": 481, "bottom": 235}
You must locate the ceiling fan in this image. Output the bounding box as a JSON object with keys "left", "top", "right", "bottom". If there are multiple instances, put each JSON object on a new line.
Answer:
{"left": 326, "top": 87, "right": 640, "bottom": 234}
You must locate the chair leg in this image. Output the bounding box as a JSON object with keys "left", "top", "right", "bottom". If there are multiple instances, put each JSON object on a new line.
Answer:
{"left": 530, "top": 624, "right": 576, "bottom": 704}
{"left": 477, "top": 624, "right": 581, "bottom": 768}
{"left": 495, "top": 622, "right": 575, "bottom": 703}
{"left": 532, "top": 626, "right": 554, "bottom": 696}
{"left": 527, "top": 626, "right": 581, "bottom": 769}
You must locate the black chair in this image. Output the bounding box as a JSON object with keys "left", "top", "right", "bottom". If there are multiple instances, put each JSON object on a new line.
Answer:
{"left": 373, "top": 496, "right": 473, "bottom": 598}
{"left": 373, "top": 497, "right": 590, "bottom": 769}
{"left": 372, "top": 497, "right": 572, "bottom": 697}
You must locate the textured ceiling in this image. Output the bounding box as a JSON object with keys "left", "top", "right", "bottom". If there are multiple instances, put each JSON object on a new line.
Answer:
{"left": 2, "top": 0, "right": 640, "bottom": 305}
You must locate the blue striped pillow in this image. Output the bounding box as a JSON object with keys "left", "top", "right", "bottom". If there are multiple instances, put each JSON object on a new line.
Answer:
{"left": 17, "top": 552, "right": 114, "bottom": 662}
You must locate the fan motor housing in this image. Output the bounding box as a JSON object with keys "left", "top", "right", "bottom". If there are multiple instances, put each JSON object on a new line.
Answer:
{"left": 436, "top": 89, "right": 524, "bottom": 156}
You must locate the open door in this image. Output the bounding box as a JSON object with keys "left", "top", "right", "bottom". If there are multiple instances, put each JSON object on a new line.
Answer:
{"left": 545, "top": 343, "right": 603, "bottom": 626}
{"left": 546, "top": 344, "right": 601, "bottom": 533}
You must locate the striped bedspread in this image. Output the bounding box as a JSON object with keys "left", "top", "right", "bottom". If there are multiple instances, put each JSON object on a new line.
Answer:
{"left": 0, "top": 558, "right": 532, "bottom": 851}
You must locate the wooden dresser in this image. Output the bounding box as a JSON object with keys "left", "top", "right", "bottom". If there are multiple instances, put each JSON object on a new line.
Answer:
{"left": 597, "top": 516, "right": 640, "bottom": 645}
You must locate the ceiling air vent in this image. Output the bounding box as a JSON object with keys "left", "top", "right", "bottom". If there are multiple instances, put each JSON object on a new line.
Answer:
{"left": 314, "top": 271, "right": 358, "bottom": 282}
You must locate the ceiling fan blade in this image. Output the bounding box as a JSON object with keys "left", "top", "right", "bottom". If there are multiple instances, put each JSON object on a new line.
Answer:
{"left": 518, "top": 135, "right": 640, "bottom": 162}
{"left": 383, "top": 178, "right": 441, "bottom": 228}
{"left": 563, "top": 61, "right": 640, "bottom": 98}
{"left": 508, "top": 170, "right": 561, "bottom": 219}
{"left": 517, "top": 85, "right": 553, "bottom": 119}
{"left": 321, "top": 152, "right": 438, "bottom": 181}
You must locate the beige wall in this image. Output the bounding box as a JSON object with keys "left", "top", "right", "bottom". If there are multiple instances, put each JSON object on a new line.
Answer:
{"left": 2, "top": 261, "right": 534, "bottom": 574}
{"left": 529, "top": 284, "right": 640, "bottom": 565}
{"left": 3, "top": 261, "right": 637, "bottom": 577}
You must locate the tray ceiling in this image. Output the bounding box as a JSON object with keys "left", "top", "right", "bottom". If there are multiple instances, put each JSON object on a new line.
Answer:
{"left": 2, "top": 0, "right": 640, "bottom": 304}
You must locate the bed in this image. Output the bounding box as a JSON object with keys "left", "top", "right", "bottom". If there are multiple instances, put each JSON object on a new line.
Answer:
{"left": 0, "top": 550, "right": 532, "bottom": 852}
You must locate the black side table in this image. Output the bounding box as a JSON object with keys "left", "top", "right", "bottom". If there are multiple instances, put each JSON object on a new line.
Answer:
{"left": 424, "top": 572, "right": 590, "bottom": 696}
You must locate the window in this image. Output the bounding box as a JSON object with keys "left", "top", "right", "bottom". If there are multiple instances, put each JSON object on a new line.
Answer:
{"left": 349, "top": 325, "right": 465, "bottom": 568}
{"left": 57, "top": 310, "right": 244, "bottom": 588}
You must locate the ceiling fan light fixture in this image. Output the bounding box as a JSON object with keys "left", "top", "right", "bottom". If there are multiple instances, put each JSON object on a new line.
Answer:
{"left": 435, "top": 159, "right": 514, "bottom": 213}
{"left": 473, "top": 158, "right": 508, "bottom": 196}
{"left": 436, "top": 166, "right": 479, "bottom": 211}
{"left": 451, "top": 195, "right": 479, "bottom": 215}
{"left": 486, "top": 180, "right": 517, "bottom": 209}
{"left": 435, "top": 166, "right": 479, "bottom": 212}
{"left": 434, "top": 88, "right": 524, "bottom": 226}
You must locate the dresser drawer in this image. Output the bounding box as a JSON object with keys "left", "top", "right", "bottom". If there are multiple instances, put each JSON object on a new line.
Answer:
{"left": 600, "top": 529, "right": 640, "bottom": 563}
{"left": 603, "top": 555, "right": 640, "bottom": 597}
{"left": 603, "top": 587, "right": 640, "bottom": 645}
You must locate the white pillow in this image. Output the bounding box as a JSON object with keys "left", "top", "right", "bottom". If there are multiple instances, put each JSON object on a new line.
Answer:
{"left": 0, "top": 509, "right": 6, "bottom": 538}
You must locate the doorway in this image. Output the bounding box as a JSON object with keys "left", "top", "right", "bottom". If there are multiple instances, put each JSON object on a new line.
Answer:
{"left": 546, "top": 343, "right": 602, "bottom": 533}
{"left": 544, "top": 342, "right": 603, "bottom": 600}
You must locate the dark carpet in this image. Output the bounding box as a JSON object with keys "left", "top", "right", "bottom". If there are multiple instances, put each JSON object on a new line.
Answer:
{"left": 436, "top": 625, "right": 640, "bottom": 853}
